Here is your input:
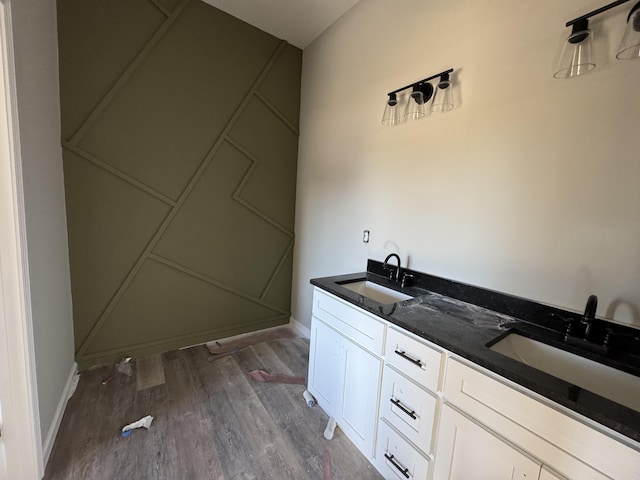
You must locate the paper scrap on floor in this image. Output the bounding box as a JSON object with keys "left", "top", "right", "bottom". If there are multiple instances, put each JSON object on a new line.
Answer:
{"left": 121, "top": 415, "right": 154, "bottom": 437}
{"left": 247, "top": 369, "right": 305, "bottom": 384}
{"left": 117, "top": 357, "right": 133, "bottom": 376}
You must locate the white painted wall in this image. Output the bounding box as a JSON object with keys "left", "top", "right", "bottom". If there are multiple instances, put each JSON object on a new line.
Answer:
{"left": 11, "top": 0, "right": 75, "bottom": 461}
{"left": 0, "top": 2, "right": 43, "bottom": 476}
{"left": 201, "top": 0, "right": 360, "bottom": 48}
{"left": 293, "top": 0, "right": 640, "bottom": 329}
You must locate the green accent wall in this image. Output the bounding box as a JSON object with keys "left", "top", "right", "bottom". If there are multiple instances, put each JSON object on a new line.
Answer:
{"left": 57, "top": 0, "right": 301, "bottom": 369}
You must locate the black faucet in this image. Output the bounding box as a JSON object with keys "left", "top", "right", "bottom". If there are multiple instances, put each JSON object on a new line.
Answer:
{"left": 563, "top": 294, "right": 608, "bottom": 353}
{"left": 581, "top": 294, "right": 598, "bottom": 339}
{"left": 383, "top": 253, "right": 401, "bottom": 282}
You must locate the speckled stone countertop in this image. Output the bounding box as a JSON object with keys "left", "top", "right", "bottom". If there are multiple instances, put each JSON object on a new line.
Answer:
{"left": 311, "top": 260, "right": 640, "bottom": 445}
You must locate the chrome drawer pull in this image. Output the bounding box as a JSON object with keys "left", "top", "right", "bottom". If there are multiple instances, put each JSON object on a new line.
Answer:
{"left": 390, "top": 397, "right": 417, "bottom": 419}
{"left": 384, "top": 453, "right": 410, "bottom": 478}
{"left": 394, "top": 349, "right": 423, "bottom": 367}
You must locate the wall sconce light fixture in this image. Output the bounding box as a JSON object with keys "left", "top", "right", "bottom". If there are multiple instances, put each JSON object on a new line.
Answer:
{"left": 617, "top": 1, "right": 640, "bottom": 58}
{"left": 382, "top": 68, "right": 455, "bottom": 126}
{"left": 554, "top": 0, "right": 640, "bottom": 79}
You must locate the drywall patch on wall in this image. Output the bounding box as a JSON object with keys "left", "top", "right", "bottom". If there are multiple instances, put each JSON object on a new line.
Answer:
{"left": 57, "top": 0, "right": 301, "bottom": 369}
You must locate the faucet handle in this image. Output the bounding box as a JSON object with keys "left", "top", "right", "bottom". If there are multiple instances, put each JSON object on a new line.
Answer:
{"left": 383, "top": 264, "right": 397, "bottom": 280}
{"left": 604, "top": 328, "right": 640, "bottom": 349}
{"left": 604, "top": 328, "right": 615, "bottom": 349}
{"left": 401, "top": 273, "right": 414, "bottom": 288}
{"left": 551, "top": 312, "right": 577, "bottom": 340}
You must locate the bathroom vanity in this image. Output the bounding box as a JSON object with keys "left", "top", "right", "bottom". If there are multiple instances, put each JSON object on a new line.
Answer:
{"left": 307, "top": 260, "right": 640, "bottom": 479}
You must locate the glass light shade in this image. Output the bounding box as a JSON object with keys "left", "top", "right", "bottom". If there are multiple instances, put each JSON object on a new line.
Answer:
{"left": 616, "top": 6, "right": 640, "bottom": 60}
{"left": 404, "top": 88, "right": 425, "bottom": 120}
{"left": 381, "top": 94, "right": 403, "bottom": 126}
{"left": 430, "top": 79, "right": 454, "bottom": 113}
{"left": 553, "top": 27, "right": 595, "bottom": 79}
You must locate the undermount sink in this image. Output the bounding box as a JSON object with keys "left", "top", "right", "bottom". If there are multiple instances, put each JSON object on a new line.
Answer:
{"left": 490, "top": 333, "right": 640, "bottom": 413}
{"left": 340, "top": 280, "right": 413, "bottom": 305}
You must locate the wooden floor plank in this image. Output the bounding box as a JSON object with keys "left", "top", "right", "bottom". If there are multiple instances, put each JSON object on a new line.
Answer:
{"left": 136, "top": 353, "right": 166, "bottom": 391}
{"left": 44, "top": 335, "right": 383, "bottom": 480}
{"left": 163, "top": 348, "right": 225, "bottom": 479}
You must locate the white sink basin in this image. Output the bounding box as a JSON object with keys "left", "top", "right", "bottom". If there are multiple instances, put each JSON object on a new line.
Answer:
{"left": 340, "top": 280, "right": 413, "bottom": 305}
{"left": 490, "top": 333, "right": 640, "bottom": 412}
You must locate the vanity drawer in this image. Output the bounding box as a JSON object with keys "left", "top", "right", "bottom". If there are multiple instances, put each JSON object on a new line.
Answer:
{"left": 380, "top": 366, "right": 437, "bottom": 455}
{"left": 385, "top": 327, "right": 443, "bottom": 392}
{"left": 312, "top": 288, "right": 385, "bottom": 355}
{"left": 375, "top": 420, "right": 430, "bottom": 480}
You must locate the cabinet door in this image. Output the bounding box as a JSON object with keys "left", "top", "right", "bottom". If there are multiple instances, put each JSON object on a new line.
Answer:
{"left": 433, "top": 405, "right": 541, "bottom": 480}
{"left": 338, "top": 338, "right": 383, "bottom": 458}
{"left": 308, "top": 317, "right": 341, "bottom": 417}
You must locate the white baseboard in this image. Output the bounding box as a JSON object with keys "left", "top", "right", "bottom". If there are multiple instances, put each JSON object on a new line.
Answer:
{"left": 42, "top": 361, "right": 78, "bottom": 465}
{"left": 289, "top": 316, "right": 310, "bottom": 338}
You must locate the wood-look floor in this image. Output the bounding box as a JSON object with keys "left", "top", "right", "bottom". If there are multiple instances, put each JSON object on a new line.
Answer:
{"left": 44, "top": 330, "right": 383, "bottom": 479}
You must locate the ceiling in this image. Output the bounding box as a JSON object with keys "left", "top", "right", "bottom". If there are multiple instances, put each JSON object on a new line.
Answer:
{"left": 200, "top": 0, "right": 361, "bottom": 49}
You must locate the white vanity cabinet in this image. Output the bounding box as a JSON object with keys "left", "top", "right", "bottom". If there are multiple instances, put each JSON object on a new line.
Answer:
{"left": 308, "top": 285, "right": 640, "bottom": 480}
{"left": 433, "top": 404, "right": 541, "bottom": 480}
{"left": 439, "top": 357, "right": 639, "bottom": 480}
{"left": 307, "top": 288, "right": 384, "bottom": 458}
{"left": 374, "top": 327, "right": 445, "bottom": 479}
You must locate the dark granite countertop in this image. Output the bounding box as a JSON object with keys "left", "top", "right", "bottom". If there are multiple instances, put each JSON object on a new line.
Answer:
{"left": 311, "top": 260, "right": 640, "bottom": 446}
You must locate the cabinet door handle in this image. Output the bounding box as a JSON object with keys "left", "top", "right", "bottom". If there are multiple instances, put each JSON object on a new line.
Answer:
{"left": 394, "top": 349, "right": 423, "bottom": 368}
{"left": 384, "top": 453, "right": 410, "bottom": 478}
{"left": 390, "top": 398, "right": 417, "bottom": 419}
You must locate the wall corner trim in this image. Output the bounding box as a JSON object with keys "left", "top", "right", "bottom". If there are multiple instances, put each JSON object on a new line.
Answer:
{"left": 289, "top": 316, "right": 310, "bottom": 338}
{"left": 42, "top": 361, "right": 78, "bottom": 466}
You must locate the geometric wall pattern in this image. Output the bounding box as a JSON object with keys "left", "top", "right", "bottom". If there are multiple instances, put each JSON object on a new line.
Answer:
{"left": 57, "top": 0, "right": 301, "bottom": 369}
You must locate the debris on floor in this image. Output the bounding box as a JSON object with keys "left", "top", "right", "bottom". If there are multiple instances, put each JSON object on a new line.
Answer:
{"left": 100, "top": 374, "right": 113, "bottom": 385}
{"left": 68, "top": 373, "right": 81, "bottom": 400}
{"left": 246, "top": 369, "right": 306, "bottom": 385}
{"left": 303, "top": 390, "right": 315, "bottom": 407}
{"left": 116, "top": 357, "right": 133, "bottom": 376}
{"left": 207, "top": 345, "right": 242, "bottom": 362}
{"left": 121, "top": 415, "right": 154, "bottom": 438}
{"left": 206, "top": 326, "right": 300, "bottom": 361}
{"left": 324, "top": 417, "right": 337, "bottom": 440}
{"left": 323, "top": 449, "right": 332, "bottom": 480}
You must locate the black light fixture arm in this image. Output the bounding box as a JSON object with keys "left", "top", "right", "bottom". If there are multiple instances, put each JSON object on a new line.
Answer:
{"left": 566, "top": 0, "right": 632, "bottom": 27}
{"left": 628, "top": 0, "right": 640, "bottom": 23}
{"left": 387, "top": 68, "right": 453, "bottom": 97}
